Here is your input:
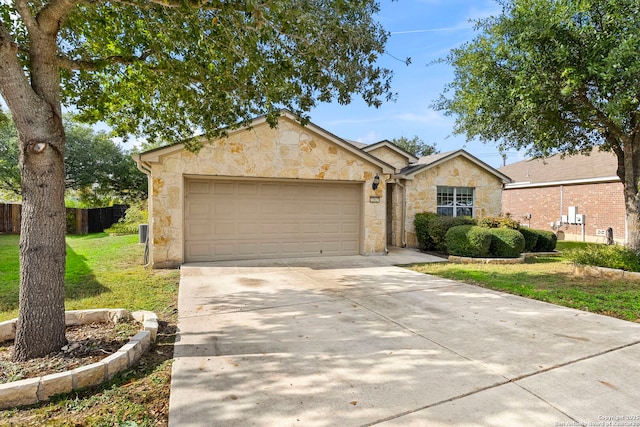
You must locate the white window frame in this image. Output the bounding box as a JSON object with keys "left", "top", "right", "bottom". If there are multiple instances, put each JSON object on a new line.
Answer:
{"left": 436, "top": 186, "right": 475, "bottom": 217}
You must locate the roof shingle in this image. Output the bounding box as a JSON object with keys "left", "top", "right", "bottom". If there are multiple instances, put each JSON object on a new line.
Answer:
{"left": 498, "top": 149, "right": 619, "bottom": 185}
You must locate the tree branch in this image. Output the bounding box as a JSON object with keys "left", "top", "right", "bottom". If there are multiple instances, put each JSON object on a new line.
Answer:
{"left": 14, "top": 0, "right": 38, "bottom": 33}
{"left": 110, "top": 0, "right": 231, "bottom": 10}
{"left": 36, "top": 0, "right": 83, "bottom": 34}
{"left": 576, "top": 86, "right": 630, "bottom": 145}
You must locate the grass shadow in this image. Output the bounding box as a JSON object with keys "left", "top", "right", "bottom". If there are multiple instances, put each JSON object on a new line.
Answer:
{"left": 64, "top": 244, "right": 110, "bottom": 301}
{"left": 0, "top": 239, "right": 109, "bottom": 314}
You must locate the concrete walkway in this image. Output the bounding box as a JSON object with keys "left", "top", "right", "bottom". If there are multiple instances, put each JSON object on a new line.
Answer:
{"left": 168, "top": 249, "right": 640, "bottom": 426}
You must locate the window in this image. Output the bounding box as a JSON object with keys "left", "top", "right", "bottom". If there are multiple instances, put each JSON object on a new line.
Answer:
{"left": 437, "top": 186, "right": 475, "bottom": 217}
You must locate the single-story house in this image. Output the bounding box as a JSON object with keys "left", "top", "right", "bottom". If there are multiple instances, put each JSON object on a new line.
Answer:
{"left": 499, "top": 149, "right": 626, "bottom": 244}
{"left": 136, "top": 111, "right": 511, "bottom": 267}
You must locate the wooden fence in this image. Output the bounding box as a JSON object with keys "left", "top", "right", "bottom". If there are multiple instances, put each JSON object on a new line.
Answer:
{"left": 0, "top": 203, "right": 128, "bottom": 234}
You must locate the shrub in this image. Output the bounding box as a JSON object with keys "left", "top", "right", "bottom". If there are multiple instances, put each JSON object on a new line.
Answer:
{"left": 488, "top": 227, "right": 525, "bottom": 258}
{"left": 533, "top": 229, "right": 557, "bottom": 252}
{"left": 477, "top": 216, "right": 520, "bottom": 230}
{"left": 105, "top": 201, "right": 148, "bottom": 235}
{"left": 518, "top": 227, "right": 539, "bottom": 252}
{"left": 445, "top": 225, "right": 492, "bottom": 257}
{"left": 429, "top": 215, "right": 477, "bottom": 251}
{"left": 565, "top": 244, "right": 640, "bottom": 272}
{"left": 415, "top": 212, "right": 438, "bottom": 250}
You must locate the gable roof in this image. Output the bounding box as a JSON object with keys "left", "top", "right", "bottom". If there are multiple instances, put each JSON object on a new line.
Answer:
{"left": 499, "top": 149, "right": 619, "bottom": 189}
{"left": 361, "top": 140, "right": 420, "bottom": 164}
{"left": 397, "top": 149, "right": 512, "bottom": 183}
{"left": 138, "top": 110, "right": 396, "bottom": 174}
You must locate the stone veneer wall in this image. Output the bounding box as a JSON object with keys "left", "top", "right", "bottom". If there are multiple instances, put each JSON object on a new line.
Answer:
{"left": 403, "top": 157, "right": 504, "bottom": 247}
{"left": 366, "top": 146, "right": 410, "bottom": 170}
{"left": 146, "top": 116, "right": 387, "bottom": 267}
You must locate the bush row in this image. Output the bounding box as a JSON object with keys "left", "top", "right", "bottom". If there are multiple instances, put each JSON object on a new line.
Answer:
{"left": 415, "top": 213, "right": 557, "bottom": 258}
{"left": 564, "top": 244, "right": 640, "bottom": 272}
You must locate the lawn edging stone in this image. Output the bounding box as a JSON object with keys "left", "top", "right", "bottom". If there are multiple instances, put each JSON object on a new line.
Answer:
{"left": 573, "top": 263, "right": 640, "bottom": 281}
{"left": 448, "top": 254, "right": 526, "bottom": 264}
{"left": 0, "top": 308, "right": 157, "bottom": 410}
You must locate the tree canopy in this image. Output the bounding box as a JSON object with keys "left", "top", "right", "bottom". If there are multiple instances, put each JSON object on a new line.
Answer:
{"left": 391, "top": 135, "right": 438, "bottom": 157}
{"left": 0, "top": 0, "right": 394, "bottom": 360}
{"left": 2, "top": 0, "right": 394, "bottom": 149}
{"left": 435, "top": 0, "right": 640, "bottom": 249}
{"left": 435, "top": 0, "right": 640, "bottom": 157}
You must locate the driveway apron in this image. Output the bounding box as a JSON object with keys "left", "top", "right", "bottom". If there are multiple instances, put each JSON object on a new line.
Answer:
{"left": 168, "top": 249, "right": 640, "bottom": 426}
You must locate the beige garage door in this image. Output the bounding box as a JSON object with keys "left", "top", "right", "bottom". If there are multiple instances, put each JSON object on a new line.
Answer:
{"left": 184, "top": 179, "right": 362, "bottom": 262}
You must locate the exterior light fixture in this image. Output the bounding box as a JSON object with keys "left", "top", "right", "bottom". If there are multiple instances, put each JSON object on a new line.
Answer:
{"left": 372, "top": 174, "right": 380, "bottom": 190}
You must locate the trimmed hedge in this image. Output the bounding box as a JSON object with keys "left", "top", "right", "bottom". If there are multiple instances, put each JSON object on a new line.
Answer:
{"left": 415, "top": 212, "right": 439, "bottom": 250}
{"left": 429, "top": 215, "right": 477, "bottom": 251}
{"left": 518, "top": 227, "right": 539, "bottom": 252}
{"left": 488, "top": 227, "right": 525, "bottom": 258}
{"left": 532, "top": 229, "right": 558, "bottom": 252}
{"left": 445, "top": 225, "right": 493, "bottom": 257}
{"left": 477, "top": 216, "right": 520, "bottom": 230}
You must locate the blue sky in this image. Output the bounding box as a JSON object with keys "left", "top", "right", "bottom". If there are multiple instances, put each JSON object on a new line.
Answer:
{"left": 309, "top": 0, "right": 525, "bottom": 168}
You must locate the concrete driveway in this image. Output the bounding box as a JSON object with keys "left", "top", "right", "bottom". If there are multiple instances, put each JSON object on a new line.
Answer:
{"left": 168, "top": 249, "right": 640, "bottom": 426}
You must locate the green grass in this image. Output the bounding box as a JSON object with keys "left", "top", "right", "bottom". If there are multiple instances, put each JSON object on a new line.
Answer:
{"left": 0, "top": 233, "right": 179, "bottom": 322}
{"left": 556, "top": 241, "right": 599, "bottom": 251}
{"left": 409, "top": 254, "right": 640, "bottom": 322}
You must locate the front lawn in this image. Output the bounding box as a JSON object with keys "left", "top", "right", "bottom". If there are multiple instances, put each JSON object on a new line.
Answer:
{"left": 0, "top": 233, "right": 178, "bottom": 322}
{"left": 0, "top": 233, "right": 179, "bottom": 425}
{"left": 410, "top": 251, "right": 640, "bottom": 322}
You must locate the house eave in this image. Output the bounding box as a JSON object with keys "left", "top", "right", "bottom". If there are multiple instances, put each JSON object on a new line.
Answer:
{"left": 361, "top": 140, "right": 420, "bottom": 164}
{"left": 399, "top": 149, "right": 512, "bottom": 183}
{"left": 504, "top": 176, "right": 620, "bottom": 189}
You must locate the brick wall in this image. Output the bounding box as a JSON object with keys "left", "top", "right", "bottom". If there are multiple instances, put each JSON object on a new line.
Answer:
{"left": 502, "top": 181, "right": 626, "bottom": 244}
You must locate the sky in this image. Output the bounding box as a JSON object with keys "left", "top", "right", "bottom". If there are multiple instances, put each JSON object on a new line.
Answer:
{"left": 308, "top": 0, "right": 526, "bottom": 168}
{"left": 1, "top": 0, "right": 526, "bottom": 168}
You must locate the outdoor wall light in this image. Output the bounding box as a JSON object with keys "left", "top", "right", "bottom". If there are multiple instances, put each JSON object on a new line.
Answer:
{"left": 372, "top": 174, "right": 380, "bottom": 190}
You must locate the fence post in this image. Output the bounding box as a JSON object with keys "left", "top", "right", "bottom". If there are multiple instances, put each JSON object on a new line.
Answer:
{"left": 12, "top": 203, "right": 20, "bottom": 233}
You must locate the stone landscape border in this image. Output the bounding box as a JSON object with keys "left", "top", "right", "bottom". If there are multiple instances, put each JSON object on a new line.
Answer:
{"left": 573, "top": 264, "right": 640, "bottom": 281}
{"left": 0, "top": 309, "right": 158, "bottom": 410}
{"left": 448, "top": 251, "right": 561, "bottom": 265}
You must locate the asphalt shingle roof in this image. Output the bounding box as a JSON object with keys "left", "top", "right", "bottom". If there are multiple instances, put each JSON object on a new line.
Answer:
{"left": 498, "top": 149, "right": 619, "bottom": 184}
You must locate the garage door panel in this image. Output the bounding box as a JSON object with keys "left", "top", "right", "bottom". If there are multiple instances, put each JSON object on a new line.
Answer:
{"left": 187, "top": 181, "right": 210, "bottom": 194}
{"left": 212, "top": 182, "right": 234, "bottom": 194}
{"left": 185, "top": 179, "right": 362, "bottom": 261}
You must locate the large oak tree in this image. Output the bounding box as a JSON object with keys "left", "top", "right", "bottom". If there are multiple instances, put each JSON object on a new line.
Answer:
{"left": 0, "top": 0, "right": 393, "bottom": 360}
{"left": 435, "top": 0, "right": 640, "bottom": 249}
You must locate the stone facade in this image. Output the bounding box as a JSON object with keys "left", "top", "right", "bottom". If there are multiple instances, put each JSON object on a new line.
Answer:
{"left": 366, "top": 146, "right": 411, "bottom": 170}
{"left": 140, "top": 114, "right": 391, "bottom": 268}
{"left": 402, "top": 156, "right": 505, "bottom": 247}
{"left": 137, "top": 113, "right": 508, "bottom": 267}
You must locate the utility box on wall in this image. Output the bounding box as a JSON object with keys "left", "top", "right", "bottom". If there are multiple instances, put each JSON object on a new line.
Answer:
{"left": 575, "top": 214, "right": 585, "bottom": 224}
{"left": 568, "top": 206, "right": 578, "bottom": 224}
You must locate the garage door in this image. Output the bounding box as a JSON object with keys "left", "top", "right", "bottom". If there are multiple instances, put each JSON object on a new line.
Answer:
{"left": 184, "top": 179, "right": 362, "bottom": 262}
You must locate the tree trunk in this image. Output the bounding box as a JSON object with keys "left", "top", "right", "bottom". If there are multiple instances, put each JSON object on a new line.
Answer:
{"left": 12, "top": 112, "right": 68, "bottom": 361}
{"left": 619, "top": 133, "right": 640, "bottom": 253}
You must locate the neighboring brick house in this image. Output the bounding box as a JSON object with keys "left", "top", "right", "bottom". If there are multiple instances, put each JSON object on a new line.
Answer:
{"left": 499, "top": 150, "right": 625, "bottom": 244}
{"left": 136, "top": 111, "right": 510, "bottom": 267}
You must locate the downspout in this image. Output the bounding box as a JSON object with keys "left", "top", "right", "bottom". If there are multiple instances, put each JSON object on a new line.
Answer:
{"left": 134, "top": 154, "right": 152, "bottom": 266}
{"left": 560, "top": 185, "right": 564, "bottom": 225}
{"left": 396, "top": 180, "right": 407, "bottom": 247}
